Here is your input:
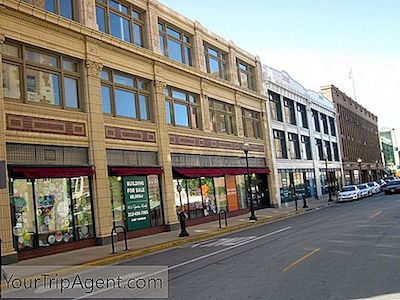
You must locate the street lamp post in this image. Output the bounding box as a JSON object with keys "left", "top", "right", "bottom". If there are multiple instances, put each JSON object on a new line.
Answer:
{"left": 357, "top": 158, "right": 362, "bottom": 184}
{"left": 243, "top": 143, "right": 257, "bottom": 221}
{"left": 324, "top": 156, "right": 333, "bottom": 202}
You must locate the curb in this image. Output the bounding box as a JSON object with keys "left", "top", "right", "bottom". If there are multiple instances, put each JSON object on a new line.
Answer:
{"left": 1, "top": 201, "right": 335, "bottom": 289}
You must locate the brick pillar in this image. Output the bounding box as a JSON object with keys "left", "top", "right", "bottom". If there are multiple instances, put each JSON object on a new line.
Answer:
{"left": 0, "top": 34, "right": 18, "bottom": 264}
{"left": 147, "top": 0, "right": 161, "bottom": 53}
{"left": 153, "top": 75, "right": 178, "bottom": 229}
{"left": 193, "top": 22, "right": 206, "bottom": 72}
{"left": 200, "top": 79, "right": 211, "bottom": 132}
{"left": 78, "top": 0, "right": 98, "bottom": 29}
{"left": 84, "top": 59, "right": 113, "bottom": 244}
{"left": 227, "top": 42, "right": 239, "bottom": 85}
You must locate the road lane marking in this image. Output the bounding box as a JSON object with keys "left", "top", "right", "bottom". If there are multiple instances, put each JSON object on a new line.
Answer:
{"left": 191, "top": 236, "right": 257, "bottom": 248}
{"left": 282, "top": 248, "right": 320, "bottom": 272}
{"left": 74, "top": 226, "right": 292, "bottom": 300}
{"left": 371, "top": 211, "right": 382, "bottom": 219}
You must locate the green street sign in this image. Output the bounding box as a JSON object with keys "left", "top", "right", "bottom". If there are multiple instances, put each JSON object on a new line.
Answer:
{"left": 123, "top": 176, "right": 150, "bottom": 231}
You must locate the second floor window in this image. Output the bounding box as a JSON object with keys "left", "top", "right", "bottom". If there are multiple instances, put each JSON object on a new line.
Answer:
{"left": 269, "top": 91, "right": 283, "bottom": 122}
{"left": 316, "top": 138, "right": 324, "bottom": 160}
{"left": 204, "top": 43, "right": 227, "bottom": 79}
{"left": 2, "top": 41, "right": 81, "bottom": 110}
{"left": 324, "top": 140, "right": 332, "bottom": 161}
{"left": 209, "top": 99, "right": 235, "bottom": 135}
{"left": 284, "top": 98, "right": 296, "bottom": 125}
{"left": 242, "top": 109, "right": 262, "bottom": 139}
{"left": 288, "top": 133, "right": 301, "bottom": 159}
{"left": 321, "top": 113, "right": 329, "bottom": 134}
{"left": 311, "top": 109, "right": 320, "bottom": 132}
{"left": 274, "top": 130, "right": 287, "bottom": 159}
{"left": 237, "top": 59, "right": 255, "bottom": 90}
{"left": 101, "top": 69, "right": 150, "bottom": 120}
{"left": 96, "top": 0, "right": 144, "bottom": 47}
{"left": 301, "top": 135, "right": 312, "bottom": 160}
{"left": 23, "top": 0, "right": 76, "bottom": 20}
{"left": 296, "top": 103, "right": 308, "bottom": 128}
{"left": 329, "top": 116, "right": 336, "bottom": 136}
{"left": 159, "top": 21, "right": 192, "bottom": 66}
{"left": 332, "top": 142, "right": 340, "bottom": 161}
{"left": 164, "top": 87, "right": 199, "bottom": 128}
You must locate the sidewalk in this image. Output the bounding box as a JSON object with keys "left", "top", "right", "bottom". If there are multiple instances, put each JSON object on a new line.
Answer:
{"left": 5, "top": 196, "right": 336, "bottom": 277}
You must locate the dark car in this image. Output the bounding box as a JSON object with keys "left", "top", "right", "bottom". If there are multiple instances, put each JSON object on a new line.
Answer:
{"left": 384, "top": 180, "right": 400, "bottom": 195}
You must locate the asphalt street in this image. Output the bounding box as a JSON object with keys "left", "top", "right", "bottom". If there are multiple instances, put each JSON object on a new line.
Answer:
{"left": 124, "top": 193, "right": 400, "bottom": 300}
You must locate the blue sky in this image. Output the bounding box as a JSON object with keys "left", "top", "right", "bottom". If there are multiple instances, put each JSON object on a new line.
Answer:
{"left": 160, "top": 0, "right": 400, "bottom": 142}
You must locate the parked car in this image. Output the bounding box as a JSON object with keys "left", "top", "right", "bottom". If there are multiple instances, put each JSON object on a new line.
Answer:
{"left": 367, "top": 182, "right": 381, "bottom": 194}
{"left": 357, "top": 184, "right": 372, "bottom": 197}
{"left": 384, "top": 180, "right": 400, "bottom": 195}
{"left": 338, "top": 185, "right": 361, "bottom": 201}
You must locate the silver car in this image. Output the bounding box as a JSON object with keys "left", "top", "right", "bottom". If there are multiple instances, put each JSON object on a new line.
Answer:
{"left": 367, "top": 182, "right": 380, "bottom": 194}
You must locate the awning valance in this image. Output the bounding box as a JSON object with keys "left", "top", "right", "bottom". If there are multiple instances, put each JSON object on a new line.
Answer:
{"left": 173, "top": 167, "right": 270, "bottom": 178}
{"left": 12, "top": 166, "right": 95, "bottom": 179}
{"left": 109, "top": 167, "right": 163, "bottom": 176}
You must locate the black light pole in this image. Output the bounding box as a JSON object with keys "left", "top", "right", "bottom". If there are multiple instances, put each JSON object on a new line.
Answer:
{"left": 357, "top": 158, "right": 362, "bottom": 184}
{"left": 325, "top": 156, "right": 333, "bottom": 202}
{"left": 243, "top": 143, "right": 257, "bottom": 221}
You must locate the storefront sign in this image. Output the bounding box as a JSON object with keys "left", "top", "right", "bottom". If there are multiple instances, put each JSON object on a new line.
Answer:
{"left": 123, "top": 176, "right": 150, "bottom": 231}
{"left": 226, "top": 175, "right": 239, "bottom": 212}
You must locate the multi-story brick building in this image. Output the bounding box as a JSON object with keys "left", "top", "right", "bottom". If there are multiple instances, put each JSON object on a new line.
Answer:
{"left": 0, "top": 0, "right": 276, "bottom": 263}
{"left": 321, "top": 85, "right": 383, "bottom": 185}
{"left": 264, "top": 66, "right": 343, "bottom": 205}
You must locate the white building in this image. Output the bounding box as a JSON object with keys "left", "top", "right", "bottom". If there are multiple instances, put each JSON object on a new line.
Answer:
{"left": 263, "top": 65, "right": 343, "bottom": 205}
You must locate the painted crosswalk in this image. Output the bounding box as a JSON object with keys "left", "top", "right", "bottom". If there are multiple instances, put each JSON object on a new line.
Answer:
{"left": 190, "top": 236, "right": 257, "bottom": 248}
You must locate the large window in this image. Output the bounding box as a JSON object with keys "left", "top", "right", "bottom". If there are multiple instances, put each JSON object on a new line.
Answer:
{"left": 311, "top": 109, "right": 320, "bottom": 132}
{"left": 101, "top": 69, "right": 150, "bottom": 120}
{"left": 296, "top": 103, "right": 308, "bottom": 128}
{"left": 288, "top": 133, "right": 301, "bottom": 159}
{"left": 301, "top": 135, "right": 312, "bottom": 160}
{"left": 329, "top": 116, "right": 336, "bottom": 136}
{"left": 316, "top": 138, "right": 324, "bottom": 160}
{"left": 321, "top": 113, "right": 329, "bottom": 134}
{"left": 274, "top": 130, "right": 287, "bottom": 159}
{"left": 2, "top": 41, "right": 81, "bottom": 109}
{"left": 324, "top": 140, "right": 332, "bottom": 161}
{"left": 23, "top": 0, "right": 76, "bottom": 20}
{"left": 242, "top": 108, "right": 262, "bottom": 139}
{"left": 159, "top": 21, "right": 191, "bottom": 65}
{"left": 268, "top": 91, "right": 283, "bottom": 121}
{"left": 332, "top": 142, "right": 340, "bottom": 161}
{"left": 164, "top": 87, "right": 200, "bottom": 128}
{"left": 284, "top": 98, "right": 296, "bottom": 125}
{"left": 209, "top": 99, "right": 235, "bottom": 135}
{"left": 204, "top": 43, "right": 227, "bottom": 79}
{"left": 237, "top": 59, "right": 255, "bottom": 90}
{"left": 96, "top": 0, "right": 144, "bottom": 47}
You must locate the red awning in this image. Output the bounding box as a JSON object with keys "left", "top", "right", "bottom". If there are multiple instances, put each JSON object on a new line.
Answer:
{"left": 173, "top": 167, "right": 270, "bottom": 178}
{"left": 12, "top": 167, "right": 95, "bottom": 179}
{"left": 109, "top": 167, "right": 163, "bottom": 176}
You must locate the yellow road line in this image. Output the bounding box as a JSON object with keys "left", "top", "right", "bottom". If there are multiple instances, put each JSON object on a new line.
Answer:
{"left": 282, "top": 248, "right": 321, "bottom": 272}
{"left": 371, "top": 211, "right": 382, "bottom": 219}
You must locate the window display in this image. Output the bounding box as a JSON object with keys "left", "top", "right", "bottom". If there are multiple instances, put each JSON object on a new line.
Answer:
{"left": 201, "top": 177, "right": 216, "bottom": 216}
{"left": 214, "top": 177, "right": 227, "bottom": 211}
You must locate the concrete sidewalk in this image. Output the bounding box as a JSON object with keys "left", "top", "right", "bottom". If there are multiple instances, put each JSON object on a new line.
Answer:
{"left": 5, "top": 196, "right": 335, "bottom": 277}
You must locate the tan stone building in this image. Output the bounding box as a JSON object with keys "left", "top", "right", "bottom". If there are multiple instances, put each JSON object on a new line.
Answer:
{"left": 321, "top": 85, "right": 383, "bottom": 185}
{"left": 0, "top": 0, "right": 275, "bottom": 263}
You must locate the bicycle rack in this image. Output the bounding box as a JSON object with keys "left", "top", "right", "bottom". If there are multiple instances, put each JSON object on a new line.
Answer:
{"left": 218, "top": 210, "right": 228, "bottom": 228}
{"left": 111, "top": 225, "right": 128, "bottom": 254}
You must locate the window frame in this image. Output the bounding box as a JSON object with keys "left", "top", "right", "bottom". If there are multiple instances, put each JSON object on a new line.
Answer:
{"left": 164, "top": 86, "right": 200, "bottom": 129}
{"left": 242, "top": 108, "right": 262, "bottom": 139}
{"left": 268, "top": 91, "right": 283, "bottom": 122}
{"left": 203, "top": 42, "right": 227, "bottom": 80}
{"left": 2, "top": 41, "right": 82, "bottom": 110}
{"left": 236, "top": 59, "right": 255, "bottom": 90}
{"left": 311, "top": 109, "right": 320, "bottom": 132}
{"left": 328, "top": 116, "right": 336, "bottom": 136}
{"left": 273, "top": 129, "right": 287, "bottom": 159}
{"left": 100, "top": 68, "right": 151, "bottom": 121}
{"left": 209, "top": 98, "right": 236, "bottom": 135}
{"left": 23, "top": 0, "right": 77, "bottom": 21}
{"left": 284, "top": 97, "right": 296, "bottom": 125}
{"left": 158, "top": 20, "right": 192, "bottom": 66}
{"left": 95, "top": 0, "right": 145, "bottom": 47}
{"left": 296, "top": 103, "right": 308, "bottom": 128}
{"left": 301, "top": 135, "right": 312, "bottom": 160}
{"left": 288, "top": 132, "right": 301, "bottom": 159}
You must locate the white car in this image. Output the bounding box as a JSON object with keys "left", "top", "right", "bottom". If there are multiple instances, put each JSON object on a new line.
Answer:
{"left": 357, "top": 184, "right": 372, "bottom": 197}
{"left": 338, "top": 185, "right": 361, "bottom": 201}
{"left": 367, "top": 182, "right": 380, "bottom": 194}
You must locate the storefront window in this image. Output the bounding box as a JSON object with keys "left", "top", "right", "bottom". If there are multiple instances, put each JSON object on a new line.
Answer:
{"left": 214, "top": 177, "right": 227, "bottom": 211}
{"left": 186, "top": 178, "right": 203, "bottom": 219}
{"left": 279, "top": 173, "right": 291, "bottom": 203}
{"left": 71, "top": 176, "right": 94, "bottom": 240}
{"left": 110, "top": 176, "right": 125, "bottom": 227}
{"left": 148, "top": 175, "right": 163, "bottom": 227}
{"left": 201, "top": 178, "right": 216, "bottom": 216}
{"left": 235, "top": 175, "right": 247, "bottom": 209}
{"left": 174, "top": 179, "right": 188, "bottom": 212}
{"left": 10, "top": 179, "right": 36, "bottom": 250}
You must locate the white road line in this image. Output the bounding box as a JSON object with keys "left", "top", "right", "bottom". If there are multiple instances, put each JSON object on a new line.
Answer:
{"left": 73, "top": 226, "right": 292, "bottom": 300}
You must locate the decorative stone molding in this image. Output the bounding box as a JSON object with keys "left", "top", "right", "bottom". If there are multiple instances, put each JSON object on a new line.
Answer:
{"left": 154, "top": 80, "right": 167, "bottom": 90}
{"left": 0, "top": 34, "right": 5, "bottom": 44}
{"left": 105, "top": 126, "right": 156, "bottom": 143}
{"left": 85, "top": 60, "right": 103, "bottom": 77}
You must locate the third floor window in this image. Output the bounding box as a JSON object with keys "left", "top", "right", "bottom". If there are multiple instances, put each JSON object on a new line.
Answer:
{"left": 288, "top": 133, "right": 301, "bottom": 159}
{"left": 204, "top": 43, "right": 227, "bottom": 80}
{"left": 321, "top": 113, "right": 329, "bottom": 134}
{"left": 311, "top": 109, "right": 320, "bottom": 132}
{"left": 268, "top": 91, "right": 283, "bottom": 122}
{"left": 236, "top": 59, "right": 255, "bottom": 90}
{"left": 242, "top": 108, "right": 262, "bottom": 139}
{"left": 209, "top": 99, "right": 235, "bottom": 135}
{"left": 96, "top": 0, "right": 144, "bottom": 47}
{"left": 23, "top": 0, "right": 76, "bottom": 20}
{"left": 284, "top": 98, "right": 296, "bottom": 125}
{"left": 159, "top": 21, "right": 192, "bottom": 66}
{"left": 296, "top": 103, "right": 308, "bottom": 129}
{"left": 329, "top": 116, "right": 336, "bottom": 136}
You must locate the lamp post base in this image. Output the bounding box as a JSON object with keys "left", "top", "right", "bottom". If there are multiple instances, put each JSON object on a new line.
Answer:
{"left": 249, "top": 213, "right": 257, "bottom": 221}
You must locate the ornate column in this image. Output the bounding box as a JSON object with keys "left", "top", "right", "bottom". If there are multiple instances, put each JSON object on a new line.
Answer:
{"left": 78, "top": 0, "right": 98, "bottom": 29}
{"left": 146, "top": 0, "right": 161, "bottom": 53}
{"left": 227, "top": 41, "right": 239, "bottom": 85}
{"left": 84, "top": 59, "right": 113, "bottom": 244}
{"left": 0, "top": 34, "right": 18, "bottom": 263}
{"left": 200, "top": 79, "right": 211, "bottom": 132}
{"left": 153, "top": 68, "right": 178, "bottom": 229}
{"left": 193, "top": 22, "right": 206, "bottom": 72}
